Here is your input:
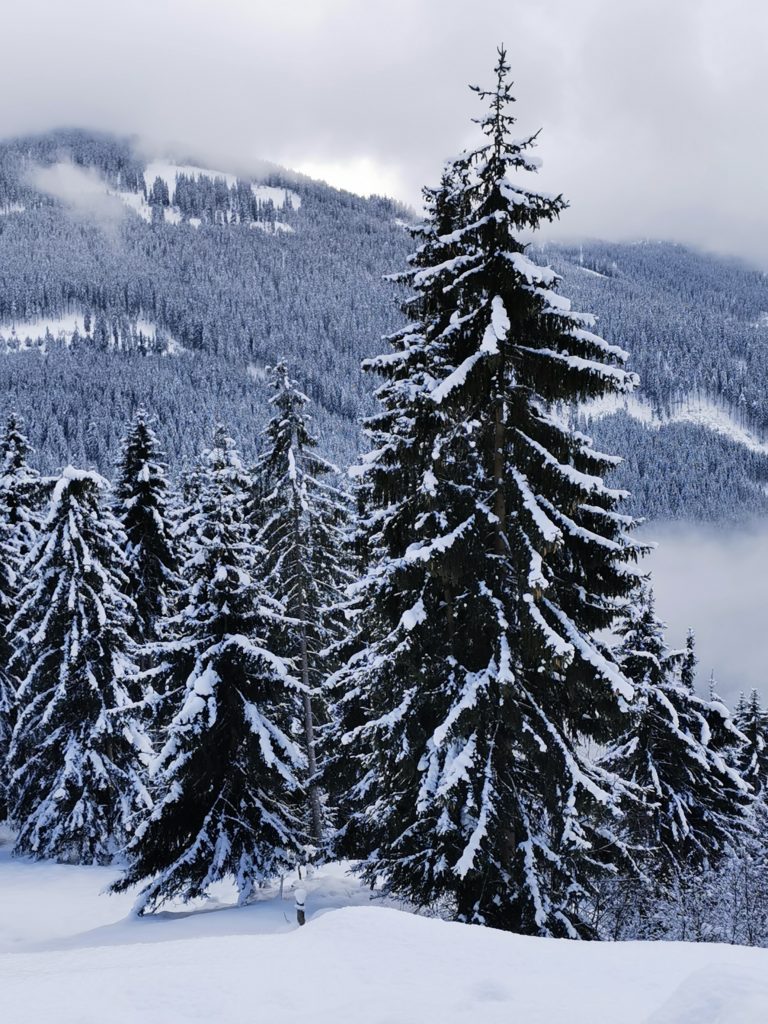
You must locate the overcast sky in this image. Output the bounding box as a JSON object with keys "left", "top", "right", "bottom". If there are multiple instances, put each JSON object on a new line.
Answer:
{"left": 2, "top": 0, "right": 767, "bottom": 262}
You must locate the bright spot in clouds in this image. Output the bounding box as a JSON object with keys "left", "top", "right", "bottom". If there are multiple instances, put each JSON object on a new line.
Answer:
{"left": 292, "top": 157, "right": 410, "bottom": 200}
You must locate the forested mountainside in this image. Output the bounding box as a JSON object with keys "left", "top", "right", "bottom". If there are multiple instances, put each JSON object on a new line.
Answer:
{"left": 547, "top": 242, "right": 768, "bottom": 520}
{"left": 0, "top": 128, "right": 766, "bottom": 519}
{"left": 0, "top": 129, "right": 411, "bottom": 468}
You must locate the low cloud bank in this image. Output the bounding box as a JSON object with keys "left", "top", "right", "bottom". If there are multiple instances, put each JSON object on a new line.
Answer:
{"left": 642, "top": 521, "right": 768, "bottom": 705}
{"left": 27, "top": 161, "right": 125, "bottom": 231}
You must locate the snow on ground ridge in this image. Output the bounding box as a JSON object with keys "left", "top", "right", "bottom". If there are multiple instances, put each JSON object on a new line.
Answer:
{"left": 2, "top": 833, "right": 768, "bottom": 1024}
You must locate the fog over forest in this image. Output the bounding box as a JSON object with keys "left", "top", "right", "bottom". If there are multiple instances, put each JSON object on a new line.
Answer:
{"left": 645, "top": 522, "right": 768, "bottom": 704}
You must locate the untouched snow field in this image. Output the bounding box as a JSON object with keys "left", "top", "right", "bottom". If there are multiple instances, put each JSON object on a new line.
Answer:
{"left": 1, "top": 829, "right": 768, "bottom": 1023}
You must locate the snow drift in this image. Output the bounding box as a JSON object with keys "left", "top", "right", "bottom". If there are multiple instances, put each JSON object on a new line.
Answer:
{"left": 1, "top": 837, "right": 767, "bottom": 1024}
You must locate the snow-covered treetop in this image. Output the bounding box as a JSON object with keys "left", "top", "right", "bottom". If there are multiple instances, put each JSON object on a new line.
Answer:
{"left": 0, "top": 411, "right": 35, "bottom": 476}
{"left": 205, "top": 423, "right": 248, "bottom": 477}
{"left": 50, "top": 465, "right": 110, "bottom": 508}
{"left": 259, "top": 361, "right": 339, "bottom": 486}
{"left": 57, "top": 464, "right": 109, "bottom": 486}
{"left": 464, "top": 46, "right": 564, "bottom": 229}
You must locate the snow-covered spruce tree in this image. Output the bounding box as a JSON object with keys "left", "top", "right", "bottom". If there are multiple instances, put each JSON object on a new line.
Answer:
{"left": 114, "top": 427, "right": 306, "bottom": 913}
{"left": 0, "top": 413, "right": 44, "bottom": 820}
{"left": 329, "top": 50, "right": 647, "bottom": 936}
{"left": 596, "top": 587, "right": 750, "bottom": 938}
{"left": 735, "top": 690, "right": 768, "bottom": 798}
{"left": 680, "top": 627, "right": 697, "bottom": 691}
{"left": 606, "top": 588, "right": 748, "bottom": 867}
{"left": 0, "top": 558, "right": 13, "bottom": 820}
{"left": 254, "top": 362, "right": 353, "bottom": 844}
{"left": 7, "top": 468, "right": 150, "bottom": 863}
{"left": 0, "top": 412, "right": 44, "bottom": 558}
{"left": 114, "top": 409, "right": 179, "bottom": 639}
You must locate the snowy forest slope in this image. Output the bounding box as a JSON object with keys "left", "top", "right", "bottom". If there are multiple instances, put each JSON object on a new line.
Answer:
{"left": 0, "top": 129, "right": 766, "bottom": 519}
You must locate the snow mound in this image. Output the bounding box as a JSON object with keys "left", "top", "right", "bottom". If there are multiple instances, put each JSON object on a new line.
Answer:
{"left": 2, "top": 842, "right": 768, "bottom": 1024}
{"left": 645, "top": 965, "right": 768, "bottom": 1023}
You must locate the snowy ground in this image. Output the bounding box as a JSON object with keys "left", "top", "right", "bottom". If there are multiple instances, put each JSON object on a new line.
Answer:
{"left": 2, "top": 827, "right": 768, "bottom": 1023}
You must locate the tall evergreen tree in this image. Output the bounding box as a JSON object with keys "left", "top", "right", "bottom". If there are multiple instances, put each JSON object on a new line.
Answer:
{"left": 601, "top": 585, "right": 749, "bottom": 876}
{"left": 0, "top": 412, "right": 44, "bottom": 557}
{"left": 734, "top": 689, "right": 768, "bottom": 798}
{"left": 0, "top": 413, "right": 43, "bottom": 820}
{"left": 254, "top": 361, "right": 353, "bottom": 844}
{"left": 679, "top": 627, "right": 698, "bottom": 691}
{"left": 114, "top": 428, "right": 306, "bottom": 913}
{"left": 329, "top": 50, "right": 646, "bottom": 935}
{"left": 0, "top": 556, "right": 13, "bottom": 820}
{"left": 7, "top": 468, "right": 149, "bottom": 863}
{"left": 114, "top": 409, "right": 179, "bottom": 638}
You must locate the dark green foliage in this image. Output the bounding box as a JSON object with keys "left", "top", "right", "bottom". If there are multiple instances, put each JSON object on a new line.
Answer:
{"left": 7, "top": 468, "right": 149, "bottom": 863}
{"left": 603, "top": 588, "right": 750, "bottom": 874}
{"left": 254, "top": 362, "right": 353, "bottom": 844}
{"left": 115, "top": 428, "right": 306, "bottom": 913}
{"left": 330, "top": 50, "right": 644, "bottom": 936}
{"left": 114, "top": 409, "right": 179, "bottom": 639}
{"left": 734, "top": 690, "right": 768, "bottom": 798}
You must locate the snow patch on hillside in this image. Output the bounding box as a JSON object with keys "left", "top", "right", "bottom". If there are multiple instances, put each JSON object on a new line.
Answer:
{"left": 0, "top": 202, "right": 25, "bottom": 215}
{"left": 247, "top": 362, "right": 268, "bottom": 381}
{"left": 0, "top": 313, "right": 183, "bottom": 355}
{"left": 112, "top": 189, "right": 151, "bottom": 222}
{"left": 33, "top": 159, "right": 301, "bottom": 228}
{"left": 580, "top": 392, "right": 768, "bottom": 455}
{"left": 144, "top": 161, "right": 301, "bottom": 209}
{"left": 250, "top": 220, "right": 294, "bottom": 234}
{"left": 111, "top": 162, "right": 300, "bottom": 227}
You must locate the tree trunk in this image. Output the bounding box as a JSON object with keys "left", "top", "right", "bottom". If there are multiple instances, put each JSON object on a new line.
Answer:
{"left": 493, "top": 389, "right": 507, "bottom": 555}
{"left": 300, "top": 613, "right": 324, "bottom": 845}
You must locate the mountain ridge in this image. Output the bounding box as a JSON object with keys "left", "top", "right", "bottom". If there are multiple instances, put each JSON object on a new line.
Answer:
{"left": 0, "top": 128, "right": 766, "bottom": 521}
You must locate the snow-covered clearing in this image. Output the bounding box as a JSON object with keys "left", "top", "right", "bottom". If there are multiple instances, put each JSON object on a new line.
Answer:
{"left": 250, "top": 219, "right": 295, "bottom": 234}
{"left": 1, "top": 829, "right": 767, "bottom": 1023}
{"left": 0, "top": 313, "right": 83, "bottom": 348}
{"left": 27, "top": 159, "right": 300, "bottom": 228}
{"left": 111, "top": 162, "right": 300, "bottom": 226}
{"left": 143, "top": 161, "right": 301, "bottom": 210}
{"left": 0, "top": 313, "right": 182, "bottom": 354}
{"left": 580, "top": 391, "right": 768, "bottom": 454}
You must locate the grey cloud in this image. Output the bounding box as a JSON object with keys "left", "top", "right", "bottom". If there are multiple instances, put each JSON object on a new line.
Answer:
{"left": 27, "top": 161, "right": 126, "bottom": 228}
{"left": 1, "top": 1, "right": 767, "bottom": 262}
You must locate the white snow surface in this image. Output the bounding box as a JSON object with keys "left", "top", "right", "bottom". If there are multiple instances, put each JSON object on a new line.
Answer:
{"left": 1, "top": 827, "right": 768, "bottom": 1023}
{"left": 250, "top": 219, "right": 295, "bottom": 234}
{"left": 579, "top": 391, "right": 768, "bottom": 454}
{"left": 143, "top": 160, "right": 301, "bottom": 209}
{"left": 31, "top": 159, "right": 301, "bottom": 229}
{"left": 0, "top": 313, "right": 83, "bottom": 346}
{"left": 0, "top": 313, "right": 182, "bottom": 354}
